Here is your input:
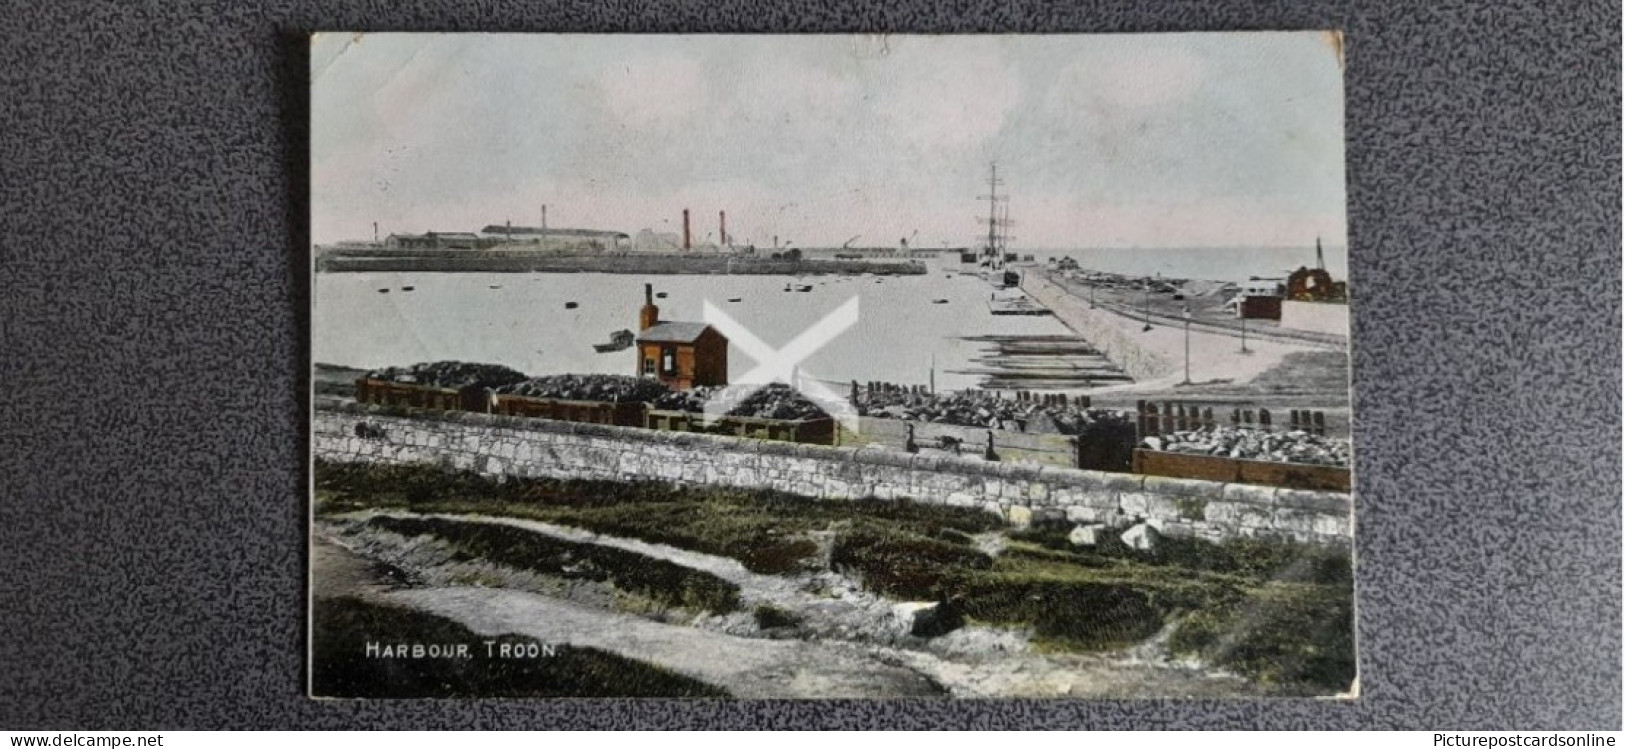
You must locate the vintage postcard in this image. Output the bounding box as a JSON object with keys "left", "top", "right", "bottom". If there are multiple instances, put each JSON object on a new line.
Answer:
{"left": 309, "top": 32, "right": 1355, "bottom": 699}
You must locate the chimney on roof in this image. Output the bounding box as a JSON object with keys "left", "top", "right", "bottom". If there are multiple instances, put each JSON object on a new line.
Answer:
{"left": 682, "top": 210, "right": 691, "bottom": 251}
{"left": 720, "top": 210, "right": 727, "bottom": 248}
{"left": 639, "top": 283, "right": 659, "bottom": 330}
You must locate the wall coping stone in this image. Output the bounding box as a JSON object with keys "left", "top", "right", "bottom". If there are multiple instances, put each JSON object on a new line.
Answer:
{"left": 1142, "top": 475, "right": 1229, "bottom": 499}
{"left": 314, "top": 398, "right": 1344, "bottom": 514}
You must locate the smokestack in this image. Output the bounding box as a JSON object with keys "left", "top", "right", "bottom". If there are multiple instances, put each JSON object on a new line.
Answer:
{"left": 639, "top": 283, "right": 659, "bottom": 330}
{"left": 1315, "top": 236, "right": 1325, "bottom": 271}
{"left": 542, "top": 204, "right": 547, "bottom": 230}
{"left": 720, "top": 210, "right": 727, "bottom": 248}
{"left": 372, "top": 222, "right": 378, "bottom": 244}
{"left": 682, "top": 209, "right": 691, "bottom": 250}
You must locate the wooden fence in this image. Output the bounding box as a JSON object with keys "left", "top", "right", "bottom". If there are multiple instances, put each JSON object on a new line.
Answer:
{"left": 1130, "top": 399, "right": 1349, "bottom": 491}
{"left": 645, "top": 410, "right": 836, "bottom": 446}
{"left": 851, "top": 380, "right": 1092, "bottom": 408}
{"left": 1132, "top": 450, "right": 1350, "bottom": 492}
{"left": 1135, "top": 400, "right": 1328, "bottom": 438}
{"left": 353, "top": 379, "right": 487, "bottom": 413}
{"left": 491, "top": 395, "right": 646, "bottom": 427}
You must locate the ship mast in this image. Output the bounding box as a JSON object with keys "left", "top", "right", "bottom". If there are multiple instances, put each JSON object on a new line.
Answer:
{"left": 977, "top": 162, "right": 1014, "bottom": 269}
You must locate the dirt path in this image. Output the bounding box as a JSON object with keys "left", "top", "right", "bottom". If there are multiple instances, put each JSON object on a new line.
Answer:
{"left": 314, "top": 517, "right": 1265, "bottom": 699}
{"left": 354, "top": 509, "right": 918, "bottom": 643}
{"left": 385, "top": 585, "right": 945, "bottom": 698}
{"left": 312, "top": 534, "right": 944, "bottom": 698}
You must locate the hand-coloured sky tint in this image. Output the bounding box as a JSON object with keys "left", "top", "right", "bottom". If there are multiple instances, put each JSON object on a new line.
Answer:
{"left": 311, "top": 33, "right": 1346, "bottom": 251}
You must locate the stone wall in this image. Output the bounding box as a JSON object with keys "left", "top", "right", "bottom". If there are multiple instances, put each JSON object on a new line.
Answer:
{"left": 1280, "top": 299, "right": 1352, "bottom": 336}
{"left": 1021, "top": 273, "right": 1175, "bottom": 381}
{"left": 314, "top": 398, "right": 1351, "bottom": 548}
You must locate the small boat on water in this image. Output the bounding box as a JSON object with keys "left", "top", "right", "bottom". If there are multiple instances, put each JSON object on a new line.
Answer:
{"left": 489, "top": 284, "right": 502, "bottom": 290}
{"left": 565, "top": 301, "right": 579, "bottom": 309}
{"left": 797, "top": 285, "right": 813, "bottom": 292}
{"left": 728, "top": 297, "right": 742, "bottom": 303}
{"left": 401, "top": 286, "right": 415, "bottom": 291}
{"left": 656, "top": 292, "right": 668, "bottom": 299}
{"left": 377, "top": 288, "right": 389, "bottom": 293}
{"left": 593, "top": 329, "right": 635, "bottom": 353}
{"left": 932, "top": 299, "right": 949, "bottom": 304}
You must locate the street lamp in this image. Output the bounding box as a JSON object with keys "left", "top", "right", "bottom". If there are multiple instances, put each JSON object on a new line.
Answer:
{"left": 1182, "top": 304, "right": 1192, "bottom": 385}
{"left": 1240, "top": 308, "right": 1252, "bottom": 354}
{"left": 1142, "top": 281, "right": 1153, "bottom": 331}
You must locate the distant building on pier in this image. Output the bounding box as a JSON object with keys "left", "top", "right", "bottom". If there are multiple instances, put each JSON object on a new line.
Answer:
{"left": 384, "top": 231, "right": 480, "bottom": 250}
{"left": 479, "top": 225, "right": 630, "bottom": 251}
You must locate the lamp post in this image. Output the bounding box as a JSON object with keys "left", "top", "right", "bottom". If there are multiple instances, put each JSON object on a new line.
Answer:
{"left": 1182, "top": 304, "right": 1192, "bottom": 385}
{"left": 1142, "top": 281, "right": 1153, "bottom": 332}
{"left": 1240, "top": 308, "right": 1251, "bottom": 354}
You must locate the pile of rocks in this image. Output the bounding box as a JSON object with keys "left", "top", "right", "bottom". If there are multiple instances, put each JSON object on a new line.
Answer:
{"left": 1142, "top": 426, "right": 1351, "bottom": 467}
{"left": 365, "top": 361, "right": 528, "bottom": 390}
{"left": 854, "top": 388, "right": 1132, "bottom": 436}
{"left": 653, "top": 383, "right": 831, "bottom": 420}
{"left": 494, "top": 374, "right": 671, "bottom": 403}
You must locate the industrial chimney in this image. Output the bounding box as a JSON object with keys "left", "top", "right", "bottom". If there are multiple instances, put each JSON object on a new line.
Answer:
{"left": 639, "top": 283, "right": 660, "bottom": 331}
{"left": 682, "top": 210, "right": 691, "bottom": 251}
{"left": 719, "top": 210, "right": 727, "bottom": 248}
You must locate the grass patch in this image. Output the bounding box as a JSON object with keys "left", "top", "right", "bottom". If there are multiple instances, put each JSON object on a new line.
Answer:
{"left": 830, "top": 524, "right": 992, "bottom": 600}
{"left": 1167, "top": 582, "right": 1356, "bottom": 694}
{"left": 752, "top": 604, "right": 803, "bottom": 630}
{"left": 955, "top": 577, "right": 1164, "bottom": 651}
{"left": 367, "top": 515, "right": 741, "bottom": 614}
{"left": 316, "top": 460, "right": 999, "bottom": 575}
{"left": 1008, "top": 526, "right": 1351, "bottom": 586}
{"left": 319, "top": 461, "right": 1355, "bottom": 692}
{"left": 311, "top": 596, "right": 727, "bottom": 698}
{"left": 946, "top": 553, "right": 1250, "bottom": 651}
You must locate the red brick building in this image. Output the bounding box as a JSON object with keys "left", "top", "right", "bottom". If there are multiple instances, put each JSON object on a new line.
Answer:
{"left": 635, "top": 285, "right": 728, "bottom": 390}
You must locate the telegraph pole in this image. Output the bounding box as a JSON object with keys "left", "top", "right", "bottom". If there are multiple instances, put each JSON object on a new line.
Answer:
{"left": 1182, "top": 304, "right": 1192, "bottom": 384}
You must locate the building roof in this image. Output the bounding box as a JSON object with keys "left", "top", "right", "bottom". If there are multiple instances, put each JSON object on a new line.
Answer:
{"left": 480, "top": 225, "right": 630, "bottom": 239}
{"left": 427, "top": 232, "right": 480, "bottom": 240}
{"left": 637, "top": 322, "right": 716, "bottom": 344}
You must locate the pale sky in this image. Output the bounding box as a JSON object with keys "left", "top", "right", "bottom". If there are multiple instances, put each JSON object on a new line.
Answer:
{"left": 310, "top": 33, "right": 1347, "bottom": 250}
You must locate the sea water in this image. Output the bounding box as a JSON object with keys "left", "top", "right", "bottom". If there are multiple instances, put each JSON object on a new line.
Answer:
{"left": 313, "top": 264, "right": 1070, "bottom": 391}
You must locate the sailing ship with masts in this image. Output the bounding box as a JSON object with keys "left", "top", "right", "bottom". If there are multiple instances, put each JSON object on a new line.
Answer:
{"left": 976, "top": 162, "right": 1021, "bottom": 288}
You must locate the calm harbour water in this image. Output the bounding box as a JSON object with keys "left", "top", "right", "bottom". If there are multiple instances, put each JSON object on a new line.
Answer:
{"left": 314, "top": 261, "right": 1069, "bottom": 391}
{"left": 313, "top": 247, "right": 1340, "bottom": 389}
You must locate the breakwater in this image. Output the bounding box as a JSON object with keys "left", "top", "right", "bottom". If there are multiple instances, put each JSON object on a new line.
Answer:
{"left": 1022, "top": 272, "right": 1175, "bottom": 381}
{"left": 315, "top": 397, "right": 1352, "bottom": 548}
{"left": 315, "top": 249, "right": 926, "bottom": 276}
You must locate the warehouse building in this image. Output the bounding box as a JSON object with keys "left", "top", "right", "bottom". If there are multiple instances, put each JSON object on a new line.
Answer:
{"left": 479, "top": 224, "right": 630, "bottom": 251}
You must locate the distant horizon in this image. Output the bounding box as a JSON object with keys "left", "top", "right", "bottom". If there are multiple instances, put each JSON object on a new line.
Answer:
{"left": 313, "top": 33, "right": 1347, "bottom": 249}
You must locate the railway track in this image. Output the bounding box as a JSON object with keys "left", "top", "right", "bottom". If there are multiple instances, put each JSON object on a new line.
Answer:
{"left": 1050, "top": 278, "right": 1348, "bottom": 350}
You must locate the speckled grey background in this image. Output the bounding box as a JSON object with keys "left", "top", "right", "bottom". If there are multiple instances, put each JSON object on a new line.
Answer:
{"left": 0, "top": 0, "right": 1617, "bottom": 730}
